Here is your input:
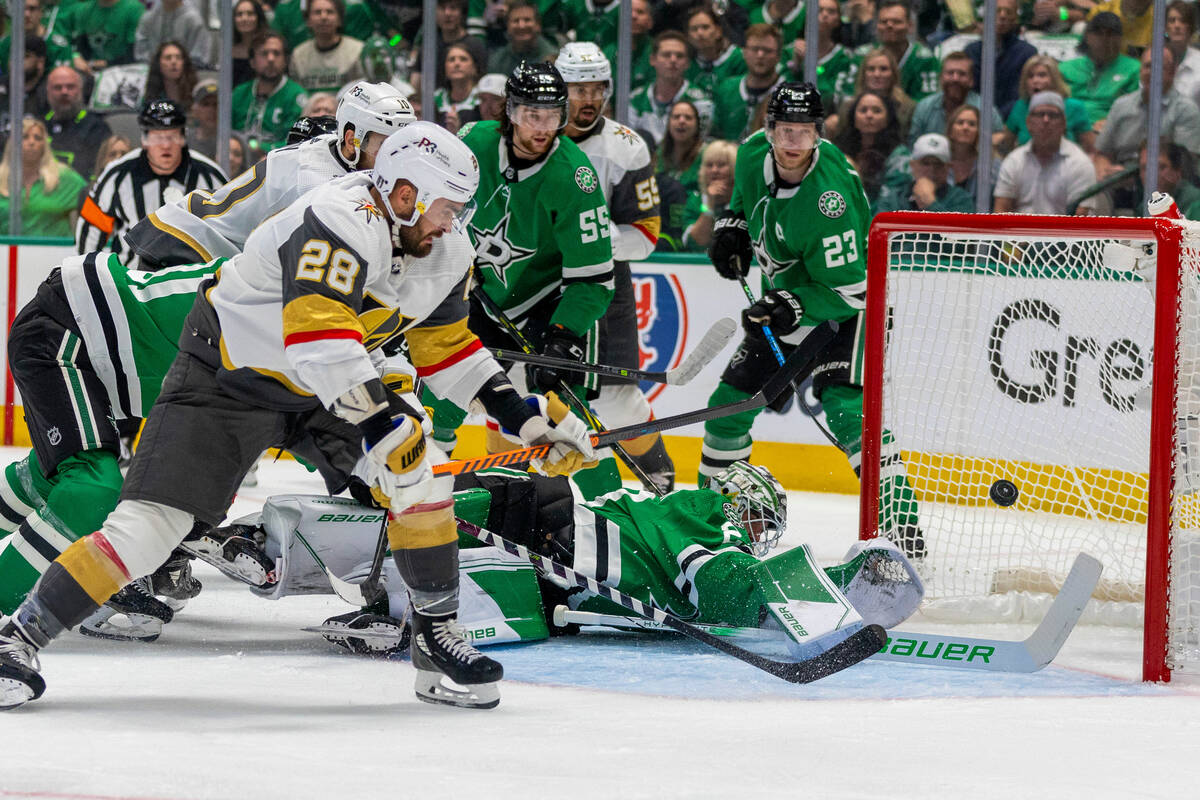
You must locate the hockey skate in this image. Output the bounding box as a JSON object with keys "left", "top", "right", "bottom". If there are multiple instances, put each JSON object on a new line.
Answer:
{"left": 311, "top": 608, "right": 410, "bottom": 656}
{"left": 0, "top": 633, "right": 44, "bottom": 710}
{"left": 410, "top": 611, "right": 503, "bottom": 709}
{"left": 79, "top": 577, "right": 174, "bottom": 642}
{"left": 150, "top": 551, "right": 203, "bottom": 612}
{"left": 180, "top": 523, "right": 277, "bottom": 588}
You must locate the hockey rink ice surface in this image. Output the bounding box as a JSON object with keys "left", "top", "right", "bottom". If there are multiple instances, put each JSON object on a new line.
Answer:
{"left": 1, "top": 448, "right": 1198, "bottom": 800}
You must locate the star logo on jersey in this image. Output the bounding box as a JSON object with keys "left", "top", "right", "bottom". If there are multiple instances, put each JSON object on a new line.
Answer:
{"left": 471, "top": 213, "right": 535, "bottom": 286}
{"left": 818, "top": 191, "right": 846, "bottom": 218}
{"left": 753, "top": 229, "right": 796, "bottom": 279}
{"left": 575, "top": 166, "right": 598, "bottom": 193}
{"left": 615, "top": 125, "right": 638, "bottom": 145}
{"left": 354, "top": 200, "right": 383, "bottom": 222}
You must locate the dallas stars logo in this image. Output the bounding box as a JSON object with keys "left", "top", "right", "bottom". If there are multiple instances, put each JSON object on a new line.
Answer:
{"left": 471, "top": 213, "right": 535, "bottom": 286}
{"left": 575, "top": 166, "right": 598, "bottom": 193}
{"left": 753, "top": 227, "right": 797, "bottom": 279}
{"left": 818, "top": 191, "right": 846, "bottom": 218}
{"left": 354, "top": 200, "right": 383, "bottom": 222}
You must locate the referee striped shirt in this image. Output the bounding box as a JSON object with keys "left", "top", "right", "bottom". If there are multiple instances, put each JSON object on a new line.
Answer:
{"left": 76, "top": 147, "right": 227, "bottom": 260}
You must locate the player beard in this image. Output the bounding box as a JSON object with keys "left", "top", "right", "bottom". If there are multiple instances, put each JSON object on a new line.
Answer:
{"left": 397, "top": 220, "right": 441, "bottom": 257}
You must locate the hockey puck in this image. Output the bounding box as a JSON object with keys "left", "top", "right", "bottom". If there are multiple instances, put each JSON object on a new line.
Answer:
{"left": 989, "top": 479, "right": 1019, "bottom": 507}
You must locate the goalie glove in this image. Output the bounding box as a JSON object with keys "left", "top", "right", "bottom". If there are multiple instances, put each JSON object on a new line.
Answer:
{"left": 742, "top": 288, "right": 805, "bottom": 339}
{"left": 526, "top": 325, "right": 588, "bottom": 394}
{"left": 708, "top": 210, "right": 752, "bottom": 280}
{"left": 502, "top": 392, "right": 597, "bottom": 476}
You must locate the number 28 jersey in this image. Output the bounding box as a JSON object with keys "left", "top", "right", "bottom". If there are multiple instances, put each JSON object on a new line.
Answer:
{"left": 731, "top": 132, "right": 871, "bottom": 326}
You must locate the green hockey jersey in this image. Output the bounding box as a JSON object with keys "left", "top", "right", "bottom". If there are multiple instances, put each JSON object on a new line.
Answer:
{"left": 58, "top": 253, "right": 220, "bottom": 419}
{"left": 730, "top": 132, "right": 869, "bottom": 326}
{"left": 459, "top": 120, "right": 615, "bottom": 336}
{"left": 711, "top": 74, "right": 783, "bottom": 142}
{"left": 852, "top": 41, "right": 940, "bottom": 102}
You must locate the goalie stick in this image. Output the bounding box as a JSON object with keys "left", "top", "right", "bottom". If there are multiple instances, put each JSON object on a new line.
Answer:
{"left": 293, "top": 516, "right": 389, "bottom": 607}
{"left": 456, "top": 516, "right": 886, "bottom": 684}
{"left": 489, "top": 317, "right": 737, "bottom": 385}
{"left": 554, "top": 553, "right": 1103, "bottom": 673}
{"left": 432, "top": 323, "right": 837, "bottom": 477}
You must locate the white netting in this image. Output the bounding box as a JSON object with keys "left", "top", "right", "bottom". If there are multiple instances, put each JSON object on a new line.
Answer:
{"left": 872, "top": 221, "right": 1200, "bottom": 676}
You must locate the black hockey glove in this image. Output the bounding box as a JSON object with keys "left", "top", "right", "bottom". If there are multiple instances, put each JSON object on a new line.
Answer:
{"left": 742, "top": 289, "right": 805, "bottom": 339}
{"left": 526, "top": 324, "right": 588, "bottom": 393}
{"left": 708, "top": 210, "right": 752, "bottom": 280}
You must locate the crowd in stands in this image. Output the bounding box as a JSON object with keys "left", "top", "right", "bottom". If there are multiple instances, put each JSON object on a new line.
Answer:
{"left": 0, "top": 0, "right": 1197, "bottom": 238}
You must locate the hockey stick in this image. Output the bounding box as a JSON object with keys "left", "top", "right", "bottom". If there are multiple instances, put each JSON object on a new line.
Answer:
{"left": 432, "top": 327, "right": 835, "bottom": 477}
{"left": 488, "top": 317, "right": 737, "bottom": 385}
{"left": 456, "top": 516, "right": 886, "bottom": 684}
{"left": 471, "top": 287, "right": 665, "bottom": 496}
{"left": 556, "top": 553, "right": 1103, "bottom": 673}
{"left": 293, "top": 525, "right": 387, "bottom": 607}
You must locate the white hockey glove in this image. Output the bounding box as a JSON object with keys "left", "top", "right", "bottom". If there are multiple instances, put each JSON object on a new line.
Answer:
{"left": 512, "top": 393, "right": 598, "bottom": 477}
{"left": 362, "top": 414, "right": 434, "bottom": 512}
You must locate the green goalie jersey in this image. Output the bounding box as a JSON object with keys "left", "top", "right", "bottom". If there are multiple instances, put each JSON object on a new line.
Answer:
{"left": 732, "top": 132, "right": 870, "bottom": 325}
{"left": 458, "top": 120, "right": 615, "bottom": 336}
{"left": 56, "top": 253, "right": 221, "bottom": 419}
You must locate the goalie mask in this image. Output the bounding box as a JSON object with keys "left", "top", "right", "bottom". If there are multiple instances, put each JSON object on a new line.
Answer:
{"left": 710, "top": 462, "right": 787, "bottom": 557}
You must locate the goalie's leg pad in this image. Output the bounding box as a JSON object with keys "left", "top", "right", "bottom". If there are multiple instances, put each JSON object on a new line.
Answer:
{"left": 411, "top": 610, "right": 502, "bottom": 709}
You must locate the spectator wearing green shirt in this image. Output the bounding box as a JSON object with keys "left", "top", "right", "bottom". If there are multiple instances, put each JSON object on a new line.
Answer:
{"left": 601, "top": 0, "right": 654, "bottom": 90}
{"left": 271, "top": 0, "right": 382, "bottom": 50}
{"left": 861, "top": 0, "right": 941, "bottom": 101}
{"left": 907, "top": 52, "right": 1005, "bottom": 149}
{"left": 875, "top": 132, "right": 975, "bottom": 213}
{"left": 68, "top": 0, "right": 144, "bottom": 70}
{"left": 828, "top": 48, "right": 914, "bottom": 142}
{"left": 783, "top": 0, "right": 856, "bottom": 113}
{"left": 629, "top": 31, "right": 713, "bottom": 146}
{"left": 231, "top": 32, "right": 310, "bottom": 152}
{"left": 0, "top": 117, "right": 88, "bottom": 237}
{"left": 485, "top": 0, "right": 557, "bottom": 78}
{"left": 1059, "top": 12, "right": 1141, "bottom": 127}
{"left": 685, "top": 4, "right": 745, "bottom": 97}
{"left": 0, "top": 0, "right": 84, "bottom": 75}
{"left": 712, "top": 23, "right": 783, "bottom": 142}
{"left": 832, "top": 89, "right": 910, "bottom": 210}
{"left": 1003, "top": 55, "right": 1097, "bottom": 153}
{"left": 750, "top": 0, "right": 806, "bottom": 48}
{"left": 658, "top": 99, "right": 706, "bottom": 195}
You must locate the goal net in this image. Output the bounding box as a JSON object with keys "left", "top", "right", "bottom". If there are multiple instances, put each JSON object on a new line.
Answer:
{"left": 859, "top": 212, "right": 1200, "bottom": 682}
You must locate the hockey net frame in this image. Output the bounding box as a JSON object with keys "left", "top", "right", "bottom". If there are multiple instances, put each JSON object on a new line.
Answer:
{"left": 859, "top": 212, "right": 1190, "bottom": 682}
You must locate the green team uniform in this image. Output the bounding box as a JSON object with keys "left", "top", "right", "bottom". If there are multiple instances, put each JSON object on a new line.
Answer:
{"left": 687, "top": 44, "right": 746, "bottom": 98}
{"left": 67, "top": 0, "right": 143, "bottom": 65}
{"left": 0, "top": 255, "right": 219, "bottom": 613}
{"left": 628, "top": 81, "right": 713, "bottom": 149}
{"left": 602, "top": 35, "right": 653, "bottom": 93}
{"left": 853, "top": 42, "right": 940, "bottom": 102}
{"left": 782, "top": 44, "right": 857, "bottom": 111}
{"left": 231, "top": 77, "right": 310, "bottom": 152}
{"left": 0, "top": 29, "right": 79, "bottom": 70}
{"left": 429, "top": 121, "right": 616, "bottom": 490}
{"left": 750, "top": 1, "right": 806, "bottom": 47}
{"left": 712, "top": 74, "right": 783, "bottom": 142}
{"left": 560, "top": 0, "right": 621, "bottom": 53}
{"left": 701, "top": 133, "right": 920, "bottom": 541}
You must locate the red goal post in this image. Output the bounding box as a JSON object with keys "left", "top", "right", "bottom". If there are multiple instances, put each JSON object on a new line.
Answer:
{"left": 859, "top": 212, "right": 1188, "bottom": 682}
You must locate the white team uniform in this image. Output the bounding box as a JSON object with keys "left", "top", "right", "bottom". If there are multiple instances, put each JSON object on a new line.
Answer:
{"left": 210, "top": 171, "right": 500, "bottom": 410}
{"left": 123, "top": 135, "right": 353, "bottom": 270}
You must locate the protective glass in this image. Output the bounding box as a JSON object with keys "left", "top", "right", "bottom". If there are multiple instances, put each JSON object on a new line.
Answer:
{"left": 509, "top": 101, "right": 567, "bottom": 132}
{"left": 766, "top": 122, "right": 819, "bottom": 151}
{"left": 144, "top": 130, "right": 185, "bottom": 146}
{"left": 567, "top": 83, "right": 611, "bottom": 104}
{"left": 418, "top": 195, "right": 477, "bottom": 231}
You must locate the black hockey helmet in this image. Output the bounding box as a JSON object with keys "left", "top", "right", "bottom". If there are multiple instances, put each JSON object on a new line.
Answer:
{"left": 506, "top": 60, "right": 568, "bottom": 108}
{"left": 287, "top": 114, "right": 339, "bottom": 144}
{"left": 767, "top": 82, "right": 824, "bottom": 127}
{"left": 139, "top": 98, "right": 187, "bottom": 131}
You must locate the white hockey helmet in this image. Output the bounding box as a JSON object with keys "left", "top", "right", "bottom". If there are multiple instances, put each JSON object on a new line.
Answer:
{"left": 372, "top": 121, "right": 480, "bottom": 228}
{"left": 709, "top": 462, "right": 787, "bottom": 557}
{"left": 555, "top": 42, "right": 613, "bottom": 86}
{"left": 336, "top": 81, "right": 417, "bottom": 166}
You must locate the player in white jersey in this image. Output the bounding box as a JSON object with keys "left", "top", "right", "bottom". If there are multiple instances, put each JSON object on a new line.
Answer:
{"left": 556, "top": 42, "right": 676, "bottom": 492}
{"left": 0, "top": 123, "right": 597, "bottom": 711}
{"left": 123, "top": 81, "right": 418, "bottom": 270}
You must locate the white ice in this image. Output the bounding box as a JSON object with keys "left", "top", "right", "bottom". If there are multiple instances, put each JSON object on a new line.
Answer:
{"left": 1, "top": 448, "right": 1198, "bottom": 800}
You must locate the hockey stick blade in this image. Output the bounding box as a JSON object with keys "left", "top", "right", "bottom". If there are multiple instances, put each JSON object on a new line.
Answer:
{"left": 872, "top": 553, "right": 1102, "bottom": 672}
{"left": 293, "top": 530, "right": 380, "bottom": 607}
{"left": 433, "top": 321, "right": 835, "bottom": 477}
{"left": 488, "top": 317, "right": 736, "bottom": 386}
{"left": 301, "top": 624, "right": 404, "bottom": 640}
{"left": 459, "top": 516, "right": 882, "bottom": 684}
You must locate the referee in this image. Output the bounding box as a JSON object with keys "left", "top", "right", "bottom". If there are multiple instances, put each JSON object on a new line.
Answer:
{"left": 76, "top": 100, "right": 228, "bottom": 261}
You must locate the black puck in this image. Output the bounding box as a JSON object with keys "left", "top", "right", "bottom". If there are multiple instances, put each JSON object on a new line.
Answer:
{"left": 989, "top": 479, "right": 1019, "bottom": 507}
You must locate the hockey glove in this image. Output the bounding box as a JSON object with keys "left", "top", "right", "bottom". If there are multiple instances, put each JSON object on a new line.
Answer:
{"left": 513, "top": 392, "right": 598, "bottom": 477}
{"left": 742, "top": 288, "right": 805, "bottom": 339}
{"left": 526, "top": 325, "right": 588, "bottom": 394}
{"left": 708, "top": 210, "right": 752, "bottom": 280}
{"left": 361, "top": 414, "right": 434, "bottom": 512}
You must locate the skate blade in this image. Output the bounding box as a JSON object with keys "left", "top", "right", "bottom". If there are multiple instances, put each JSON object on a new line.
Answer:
{"left": 414, "top": 670, "right": 499, "bottom": 710}
{"left": 79, "top": 612, "right": 164, "bottom": 643}
{"left": 0, "top": 673, "right": 45, "bottom": 709}
{"left": 160, "top": 596, "right": 190, "bottom": 613}
{"left": 302, "top": 624, "right": 409, "bottom": 656}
